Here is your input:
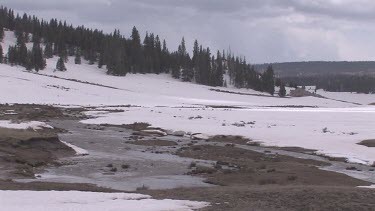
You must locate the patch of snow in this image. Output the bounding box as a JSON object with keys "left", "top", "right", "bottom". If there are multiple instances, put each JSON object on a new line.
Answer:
{"left": 60, "top": 141, "right": 89, "bottom": 156}
{"left": 141, "top": 129, "right": 168, "bottom": 136}
{"left": 0, "top": 190, "right": 209, "bottom": 211}
{"left": 0, "top": 120, "right": 53, "bottom": 131}
{"left": 358, "top": 185, "right": 375, "bottom": 189}
{"left": 191, "top": 133, "right": 211, "bottom": 140}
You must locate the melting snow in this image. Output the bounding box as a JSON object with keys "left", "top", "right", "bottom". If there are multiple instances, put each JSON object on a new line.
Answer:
{"left": 0, "top": 120, "right": 53, "bottom": 131}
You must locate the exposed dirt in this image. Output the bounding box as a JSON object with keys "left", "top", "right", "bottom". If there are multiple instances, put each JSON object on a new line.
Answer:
{"left": 0, "top": 103, "right": 86, "bottom": 123}
{"left": 0, "top": 104, "right": 83, "bottom": 179}
{"left": 176, "top": 145, "right": 367, "bottom": 187}
{"left": 0, "top": 128, "right": 75, "bottom": 179}
{"left": 358, "top": 139, "right": 375, "bottom": 148}
{"left": 127, "top": 139, "right": 178, "bottom": 147}
{"left": 142, "top": 144, "right": 374, "bottom": 211}
{"left": 207, "top": 135, "right": 254, "bottom": 145}
{"left": 0, "top": 179, "right": 117, "bottom": 192}
{"left": 145, "top": 186, "right": 375, "bottom": 211}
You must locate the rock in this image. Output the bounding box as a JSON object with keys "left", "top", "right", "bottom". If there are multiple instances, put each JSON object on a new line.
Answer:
{"left": 173, "top": 131, "right": 186, "bottom": 137}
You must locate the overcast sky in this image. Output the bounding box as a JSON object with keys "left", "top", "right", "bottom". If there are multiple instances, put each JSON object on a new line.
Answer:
{"left": 3, "top": 0, "right": 375, "bottom": 63}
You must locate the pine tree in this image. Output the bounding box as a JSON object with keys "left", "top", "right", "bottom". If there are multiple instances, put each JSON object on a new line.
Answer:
{"left": 25, "top": 50, "right": 33, "bottom": 71}
{"left": 192, "top": 40, "right": 200, "bottom": 83}
{"left": 130, "top": 26, "right": 143, "bottom": 73}
{"left": 56, "top": 56, "right": 67, "bottom": 71}
{"left": 98, "top": 52, "right": 104, "bottom": 68}
{"left": 161, "top": 39, "right": 169, "bottom": 73}
{"left": 0, "top": 44, "right": 3, "bottom": 63}
{"left": 74, "top": 48, "right": 82, "bottom": 64}
{"left": 44, "top": 42, "right": 53, "bottom": 58}
{"left": 0, "top": 25, "right": 4, "bottom": 42}
{"left": 31, "top": 42, "right": 46, "bottom": 71}
{"left": 262, "top": 65, "right": 275, "bottom": 95}
{"left": 16, "top": 42, "right": 27, "bottom": 66}
{"left": 279, "top": 83, "right": 286, "bottom": 97}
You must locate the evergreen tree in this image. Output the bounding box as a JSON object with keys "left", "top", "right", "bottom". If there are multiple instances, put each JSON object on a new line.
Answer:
{"left": 18, "top": 42, "right": 28, "bottom": 66}
{"left": 0, "top": 44, "right": 3, "bottom": 63}
{"left": 130, "top": 26, "right": 143, "bottom": 73}
{"left": 0, "top": 25, "right": 4, "bottom": 41}
{"left": 215, "top": 51, "right": 224, "bottom": 86}
{"left": 279, "top": 83, "right": 286, "bottom": 97}
{"left": 56, "top": 56, "right": 67, "bottom": 71}
{"left": 25, "top": 50, "right": 33, "bottom": 71}
{"left": 154, "top": 35, "right": 162, "bottom": 74}
{"left": 262, "top": 65, "right": 275, "bottom": 95}
{"left": 74, "top": 48, "right": 82, "bottom": 64}
{"left": 160, "top": 39, "right": 169, "bottom": 73}
{"left": 7, "top": 46, "right": 17, "bottom": 65}
{"left": 44, "top": 42, "right": 53, "bottom": 58}
{"left": 31, "top": 42, "right": 46, "bottom": 71}
{"left": 192, "top": 40, "right": 200, "bottom": 83}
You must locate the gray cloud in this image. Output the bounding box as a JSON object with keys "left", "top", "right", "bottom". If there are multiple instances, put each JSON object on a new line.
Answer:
{"left": 2, "top": 0, "right": 375, "bottom": 63}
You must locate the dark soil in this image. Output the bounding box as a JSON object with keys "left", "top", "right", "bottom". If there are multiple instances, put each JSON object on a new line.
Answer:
{"left": 128, "top": 139, "right": 178, "bottom": 147}
{"left": 208, "top": 135, "right": 253, "bottom": 145}
{"left": 142, "top": 144, "right": 374, "bottom": 211}
{"left": 0, "top": 179, "right": 117, "bottom": 192}
{"left": 176, "top": 145, "right": 367, "bottom": 187}
{"left": 145, "top": 186, "right": 375, "bottom": 211}
{"left": 0, "top": 128, "right": 75, "bottom": 179}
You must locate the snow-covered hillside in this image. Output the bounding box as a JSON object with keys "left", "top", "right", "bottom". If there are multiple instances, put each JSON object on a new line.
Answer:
{"left": 1, "top": 31, "right": 375, "bottom": 165}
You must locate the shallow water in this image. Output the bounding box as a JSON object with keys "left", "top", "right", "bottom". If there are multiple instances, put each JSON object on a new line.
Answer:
{"left": 17, "top": 120, "right": 213, "bottom": 191}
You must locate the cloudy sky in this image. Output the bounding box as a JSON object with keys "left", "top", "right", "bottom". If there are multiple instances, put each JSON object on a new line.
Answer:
{"left": 2, "top": 0, "right": 375, "bottom": 63}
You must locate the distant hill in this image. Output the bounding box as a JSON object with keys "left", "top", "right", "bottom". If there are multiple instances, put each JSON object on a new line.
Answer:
{"left": 254, "top": 61, "right": 375, "bottom": 77}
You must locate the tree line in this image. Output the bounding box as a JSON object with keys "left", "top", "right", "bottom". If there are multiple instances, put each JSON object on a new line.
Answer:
{"left": 0, "top": 6, "right": 280, "bottom": 96}
{"left": 284, "top": 75, "right": 375, "bottom": 94}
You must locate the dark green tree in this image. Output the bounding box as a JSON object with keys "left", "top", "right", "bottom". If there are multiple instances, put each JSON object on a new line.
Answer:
{"left": 0, "top": 25, "right": 4, "bottom": 41}
{"left": 0, "top": 44, "right": 3, "bottom": 63}
{"left": 130, "top": 26, "right": 143, "bottom": 73}
{"left": 279, "top": 83, "right": 286, "bottom": 97}
{"left": 262, "top": 65, "right": 275, "bottom": 95}
{"left": 74, "top": 48, "right": 82, "bottom": 64}
{"left": 31, "top": 42, "right": 46, "bottom": 71}
{"left": 44, "top": 42, "right": 53, "bottom": 58}
{"left": 56, "top": 56, "right": 67, "bottom": 71}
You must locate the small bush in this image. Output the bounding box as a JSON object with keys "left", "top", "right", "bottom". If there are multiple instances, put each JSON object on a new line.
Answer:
{"left": 136, "top": 185, "right": 149, "bottom": 191}
{"left": 189, "top": 162, "right": 197, "bottom": 169}
{"left": 121, "top": 164, "right": 130, "bottom": 169}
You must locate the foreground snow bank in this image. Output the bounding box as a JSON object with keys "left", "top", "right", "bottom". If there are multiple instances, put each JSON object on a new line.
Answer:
{"left": 0, "top": 120, "right": 53, "bottom": 131}
{"left": 0, "top": 190, "right": 209, "bottom": 211}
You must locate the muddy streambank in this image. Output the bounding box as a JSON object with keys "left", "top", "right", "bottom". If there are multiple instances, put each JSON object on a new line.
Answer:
{"left": 0, "top": 104, "right": 375, "bottom": 211}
